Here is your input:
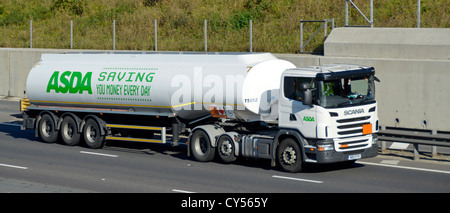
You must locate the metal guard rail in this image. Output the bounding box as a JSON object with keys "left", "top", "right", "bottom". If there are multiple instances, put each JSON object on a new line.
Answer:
{"left": 377, "top": 126, "right": 450, "bottom": 160}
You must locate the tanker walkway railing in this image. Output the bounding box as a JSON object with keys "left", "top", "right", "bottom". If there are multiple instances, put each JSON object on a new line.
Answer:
{"left": 377, "top": 126, "right": 450, "bottom": 160}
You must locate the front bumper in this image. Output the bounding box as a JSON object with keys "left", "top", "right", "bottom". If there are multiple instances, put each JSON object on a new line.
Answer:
{"left": 315, "top": 143, "right": 378, "bottom": 163}
{"left": 304, "top": 135, "right": 378, "bottom": 164}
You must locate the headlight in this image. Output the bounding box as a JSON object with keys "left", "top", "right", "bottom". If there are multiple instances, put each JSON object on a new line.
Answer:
{"left": 372, "top": 135, "right": 378, "bottom": 145}
{"left": 318, "top": 144, "right": 334, "bottom": 151}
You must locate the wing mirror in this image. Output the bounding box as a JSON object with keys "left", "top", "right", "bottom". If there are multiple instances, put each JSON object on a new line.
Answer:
{"left": 301, "top": 82, "right": 313, "bottom": 106}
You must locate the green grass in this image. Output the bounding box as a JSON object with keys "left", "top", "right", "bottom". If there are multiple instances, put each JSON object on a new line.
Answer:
{"left": 0, "top": 0, "right": 448, "bottom": 53}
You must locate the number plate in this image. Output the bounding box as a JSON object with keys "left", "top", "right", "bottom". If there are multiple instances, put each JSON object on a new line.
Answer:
{"left": 347, "top": 154, "right": 361, "bottom": 160}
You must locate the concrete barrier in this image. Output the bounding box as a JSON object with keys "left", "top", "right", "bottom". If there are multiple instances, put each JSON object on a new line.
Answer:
{"left": 0, "top": 48, "right": 109, "bottom": 98}
{"left": 319, "top": 57, "right": 450, "bottom": 132}
{"left": 320, "top": 27, "right": 450, "bottom": 131}
{"left": 1, "top": 27, "right": 449, "bottom": 132}
{"left": 324, "top": 28, "right": 450, "bottom": 60}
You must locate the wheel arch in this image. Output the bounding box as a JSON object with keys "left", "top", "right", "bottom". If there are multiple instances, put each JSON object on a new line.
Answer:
{"left": 35, "top": 111, "right": 59, "bottom": 137}
{"left": 217, "top": 131, "right": 240, "bottom": 158}
{"left": 273, "top": 129, "right": 308, "bottom": 164}
{"left": 80, "top": 114, "right": 107, "bottom": 136}
{"left": 187, "top": 124, "right": 225, "bottom": 156}
{"left": 58, "top": 112, "right": 82, "bottom": 133}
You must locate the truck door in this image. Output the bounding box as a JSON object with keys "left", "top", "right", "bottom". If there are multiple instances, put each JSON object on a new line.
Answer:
{"left": 279, "top": 77, "right": 317, "bottom": 138}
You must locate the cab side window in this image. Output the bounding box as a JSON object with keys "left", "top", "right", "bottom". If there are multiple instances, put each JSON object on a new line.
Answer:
{"left": 284, "top": 77, "right": 314, "bottom": 101}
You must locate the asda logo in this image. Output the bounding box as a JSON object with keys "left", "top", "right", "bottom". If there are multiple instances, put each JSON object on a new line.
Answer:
{"left": 303, "top": 116, "right": 315, "bottom": 122}
{"left": 46, "top": 71, "right": 92, "bottom": 94}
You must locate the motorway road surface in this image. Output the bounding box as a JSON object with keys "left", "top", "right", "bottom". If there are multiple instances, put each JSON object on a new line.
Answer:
{"left": 0, "top": 100, "right": 449, "bottom": 193}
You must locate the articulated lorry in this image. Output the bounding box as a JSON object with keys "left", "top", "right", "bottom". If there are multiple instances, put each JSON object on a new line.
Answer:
{"left": 22, "top": 52, "right": 379, "bottom": 172}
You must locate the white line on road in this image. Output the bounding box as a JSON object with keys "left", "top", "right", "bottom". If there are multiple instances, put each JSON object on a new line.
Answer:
{"left": 0, "top": 163, "right": 28, "bottom": 170}
{"left": 358, "top": 161, "right": 450, "bottom": 175}
{"left": 272, "top": 175, "right": 323, "bottom": 184}
{"left": 380, "top": 160, "right": 400, "bottom": 165}
{"left": 172, "top": 189, "right": 196, "bottom": 193}
{"left": 80, "top": 151, "right": 118, "bottom": 158}
{"left": 0, "top": 122, "right": 22, "bottom": 127}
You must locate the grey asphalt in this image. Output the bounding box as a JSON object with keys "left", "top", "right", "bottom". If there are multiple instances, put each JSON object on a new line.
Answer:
{"left": 0, "top": 99, "right": 449, "bottom": 193}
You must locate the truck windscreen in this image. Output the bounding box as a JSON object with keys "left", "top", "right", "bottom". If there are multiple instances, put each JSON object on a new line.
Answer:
{"left": 318, "top": 75, "right": 376, "bottom": 108}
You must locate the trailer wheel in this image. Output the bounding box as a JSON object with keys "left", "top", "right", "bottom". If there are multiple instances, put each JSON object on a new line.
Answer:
{"left": 277, "top": 138, "right": 302, "bottom": 173}
{"left": 83, "top": 118, "right": 105, "bottom": 149}
{"left": 190, "top": 130, "right": 215, "bottom": 162}
{"left": 38, "top": 114, "right": 58, "bottom": 143}
{"left": 60, "top": 116, "right": 80, "bottom": 146}
{"left": 217, "top": 135, "right": 237, "bottom": 163}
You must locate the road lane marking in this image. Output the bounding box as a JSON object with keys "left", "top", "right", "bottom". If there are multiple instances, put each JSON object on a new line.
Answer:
{"left": 172, "top": 189, "right": 196, "bottom": 193}
{"left": 380, "top": 160, "right": 399, "bottom": 165}
{"left": 80, "top": 151, "right": 118, "bottom": 158}
{"left": 0, "top": 163, "right": 28, "bottom": 170}
{"left": 272, "top": 175, "right": 323, "bottom": 184}
{"left": 358, "top": 161, "right": 450, "bottom": 175}
{"left": 0, "top": 122, "right": 22, "bottom": 127}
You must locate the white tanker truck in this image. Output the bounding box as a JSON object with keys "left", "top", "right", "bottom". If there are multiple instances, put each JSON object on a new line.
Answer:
{"left": 22, "top": 52, "right": 379, "bottom": 172}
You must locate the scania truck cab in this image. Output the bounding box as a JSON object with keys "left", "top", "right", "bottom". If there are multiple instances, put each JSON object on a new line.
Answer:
{"left": 276, "top": 64, "right": 379, "bottom": 171}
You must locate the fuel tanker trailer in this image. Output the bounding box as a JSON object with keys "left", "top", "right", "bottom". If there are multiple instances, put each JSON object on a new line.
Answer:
{"left": 22, "top": 52, "right": 379, "bottom": 172}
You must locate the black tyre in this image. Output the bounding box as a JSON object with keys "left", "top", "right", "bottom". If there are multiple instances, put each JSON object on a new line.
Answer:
{"left": 82, "top": 118, "right": 105, "bottom": 149}
{"left": 38, "top": 114, "right": 58, "bottom": 143}
{"left": 60, "top": 116, "right": 80, "bottom": 146}
{"left": 277, "top": 138, "right": 303, "bottom": 173}
{"left": 217, "top": 135, "right": 237, "bottom": 163}
{"left": 190, "top": 130, "right": 215, "bottom": 162}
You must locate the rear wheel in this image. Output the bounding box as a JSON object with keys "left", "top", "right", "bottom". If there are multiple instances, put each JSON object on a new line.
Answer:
{"left": 190, "top": 130, "right": 215, "bottom": 162}
{"left": 83, "top": 118, "right": 105, "bottom": 149}
{"left": 38, "top": 114, "right": 58, "bottom": 143}
{"left": 60, "top": 116, "right": 80, "bottom": 146}
{"left": 217, "top": 135, "right": 237, "bottom": 163}
{"left": 277, "top": 138, "right": 303, "bottom": 173}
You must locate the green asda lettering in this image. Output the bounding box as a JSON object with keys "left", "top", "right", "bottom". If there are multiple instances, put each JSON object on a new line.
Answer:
{"left": 98, "top": 71, "right": 154, "bottom": 82}
{"left": 46, "top": 71, "right": 92, "bottom": 94}
{"left": 303, "top": 116, "right": 315, "bottom": 122}
{"left": 95, "top": 71, "right": 155, "bottom": 101}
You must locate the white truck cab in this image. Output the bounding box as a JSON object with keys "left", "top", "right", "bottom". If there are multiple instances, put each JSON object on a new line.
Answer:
{"left": 278, "top": 64, "right": 379, "bottom": 166}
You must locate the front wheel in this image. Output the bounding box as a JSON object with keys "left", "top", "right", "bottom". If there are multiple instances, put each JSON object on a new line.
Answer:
{"left": 190, "top": 130, "right": 215, "bottom": 162}
{"left": 277, "top": 138, "right": 303, "bottom": 173}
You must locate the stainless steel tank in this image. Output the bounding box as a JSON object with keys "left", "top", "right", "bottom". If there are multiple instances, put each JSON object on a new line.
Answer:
{"left": 26, "top": 52, "right": 295, "bottom": 121}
